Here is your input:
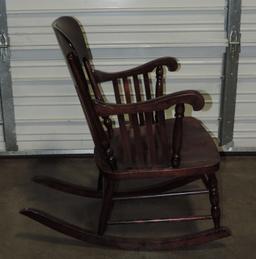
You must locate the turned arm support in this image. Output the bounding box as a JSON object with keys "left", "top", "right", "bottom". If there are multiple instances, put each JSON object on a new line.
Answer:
{"left": 95, "top": 90, "right": 204, "bottom": 169}
{"left": 94, "top": 90, "right": 204, "bottom": 116}
{"left": 172, "top": 103, "right": 185, "bottom": 168}
{"left": 93, "top": 57, "right": 179, "bottom": 83}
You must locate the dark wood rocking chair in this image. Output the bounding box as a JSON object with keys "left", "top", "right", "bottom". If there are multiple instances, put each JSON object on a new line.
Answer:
{"left": 20, "top": 16, "right": 231, "bottom": 250}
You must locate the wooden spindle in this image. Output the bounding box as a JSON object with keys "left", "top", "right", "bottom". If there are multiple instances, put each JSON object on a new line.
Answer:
{"left": 143, "top": 73, "right": 154, "bottom": 122}
{"left": 145, "top": 112, "right": 156, "bottom": 166}
{"left": 123, "top": 77, "right": 143, "bottom": 165}
{"left": 123, "top": 77, "right": 133, "bottom": 123}
{"left": 171, "top": 103, "right": 185, "bottom": 168}
{"left": 113, "top": 79, "right": 132, "bottom": 164}
{"left": 130, "top": 113, "right": 144, "bottom": 166}
{"left": 143, "top": 73, "right": 151, "bottom": 100}
{"left": 157, "top": 111, "right": 169, "bottom": 165}
{"left": 123, "top": 77, "right": 132, "bottom": 103}
{"left": 133, "top": 75, "right": 144, "bottom": 125}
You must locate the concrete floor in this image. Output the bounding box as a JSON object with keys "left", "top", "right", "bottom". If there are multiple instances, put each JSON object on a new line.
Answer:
{"left": 0, "top": 156, "right": 255, "bottom": 258}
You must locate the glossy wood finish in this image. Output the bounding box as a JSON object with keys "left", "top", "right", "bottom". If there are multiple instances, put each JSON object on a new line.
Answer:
{"left": 98, "top": 178, "right": 115, "bottom": 235}
{"left": 208, "top": 174, "right": 221, "bottom": 229}
{"left": 20, "top": 16, "right": 231, "bottom": 250}
{"left": 102, "top": 118, "right": 220, "bottom": 179}
{"left": 172, "top": 103, "right": 185, "bottom": 168}
{"left": 20, "top": 208, "right": 231, "bottom": 251}
{"left": 108, "top": 215, "right": 212, "bottom": 225}
{"left": 94, "top": 90, "right": 204, "bottom": 115}
{"left": 94, "top": 57, "right": 178, "bottom": 83}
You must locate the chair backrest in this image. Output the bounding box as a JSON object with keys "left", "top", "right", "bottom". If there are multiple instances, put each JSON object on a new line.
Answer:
{"left": 52, "top": 16, "right": 111, "bottom": 166}
{"left": 53, "top": 16, "right": 185, "bottom": 171}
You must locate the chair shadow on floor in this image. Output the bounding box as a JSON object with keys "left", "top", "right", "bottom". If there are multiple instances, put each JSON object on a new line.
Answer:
{"left": 18, "top": 157, "right": 225, "bottom": 251}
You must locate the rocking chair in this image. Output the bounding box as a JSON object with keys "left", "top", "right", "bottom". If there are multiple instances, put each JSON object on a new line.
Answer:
{"left": 20, "top": 16, "right": 231, "bottom": 250}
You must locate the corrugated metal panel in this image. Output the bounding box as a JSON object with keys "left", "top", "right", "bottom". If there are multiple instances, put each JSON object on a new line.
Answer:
{"left": 0, "top": 60, "right": 5, "bottom": 151}
{"left": 0, "top": 0, "right": 4, "bottom": 151}
{"left": 234, "top": 0, "right": 256, "bottom": 148}
{"left": 0, "top": 0, "right": 13, "bottom": 152}
{"left": 6, "top": 0, "right": 227, "bottom": 152}
{"left": 0, "top": 125, "right": 5, "bottom": 151}
{"left": 0, "top": 101, "right": 4, "bottom": 150}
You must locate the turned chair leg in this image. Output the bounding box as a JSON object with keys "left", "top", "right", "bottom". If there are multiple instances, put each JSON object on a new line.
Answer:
{"left": 201, "top": 174, "right": 209, "bottom": 189}
{"left": 208, "top": 174, "right": 221, "bottom": 229}
{"left": 98, "top": 177, "right": 115, "bottom": 235}
{"left": 97, "top": 170, "right": 103, "bottom": 192}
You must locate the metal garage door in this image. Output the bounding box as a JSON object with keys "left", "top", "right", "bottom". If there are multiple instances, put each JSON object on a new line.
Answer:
{"left": 6, "top": 0, "right": 227, "bottom": 153}
{"left": 234, "top": 0, "right": 256, "bottom": 150}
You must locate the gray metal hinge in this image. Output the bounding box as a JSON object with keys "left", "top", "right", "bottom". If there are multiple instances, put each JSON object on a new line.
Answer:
{"left": 0, "top": 32, "right": 9, "bottom": 62}
{"left": 0, "top": 32, "right": 8, "bottom": 47}
{"left": 229, "top": 27, "right": 241, "bottom": 59}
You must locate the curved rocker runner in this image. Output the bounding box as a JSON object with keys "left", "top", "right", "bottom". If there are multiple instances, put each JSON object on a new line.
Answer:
{"left": 20, "top": 208, "right": 230, "bottom": 251}
{"left": 20, "top": 16, "right": 231, "bottom": 250}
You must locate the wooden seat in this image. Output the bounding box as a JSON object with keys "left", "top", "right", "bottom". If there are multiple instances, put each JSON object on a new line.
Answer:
{"left": 20, "top": 16, "right": 231, "bottom": 250}
{"left": 99, "top": 117, "right": 220, "bottom": 177}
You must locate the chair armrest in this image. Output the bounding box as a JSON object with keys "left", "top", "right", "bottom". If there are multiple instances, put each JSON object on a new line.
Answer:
{"left": 94, "top": 90, "right": 204, "bottom": 116}
{"left": 93, "top": 57, "right": 179, "bottom": 83}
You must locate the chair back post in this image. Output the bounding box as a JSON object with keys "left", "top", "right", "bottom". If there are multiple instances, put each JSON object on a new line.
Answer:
{"left": 52, "top": 16, "right": 116, "bottom": 168}
{"left": 83, "top": 59, "right": 114, "bottom": 138}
